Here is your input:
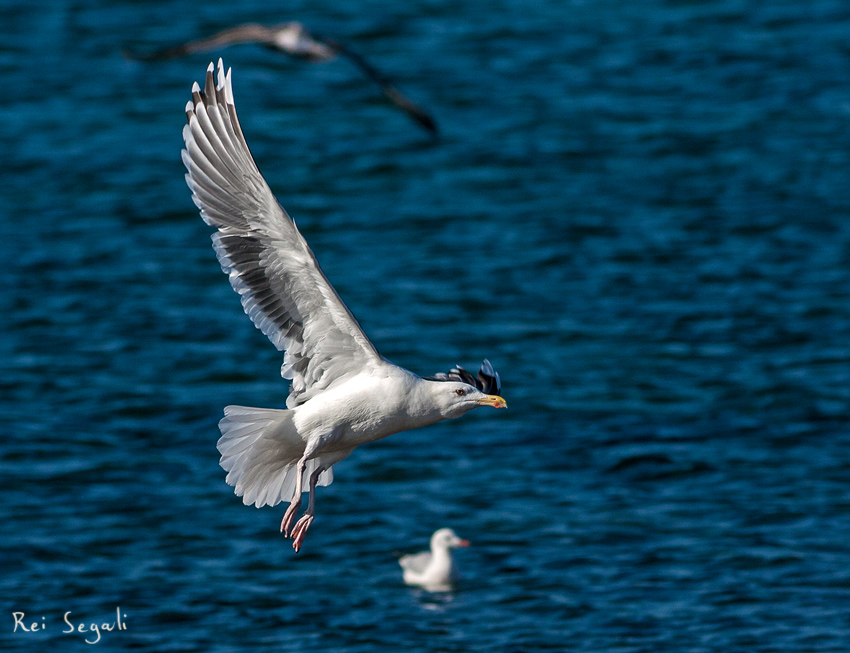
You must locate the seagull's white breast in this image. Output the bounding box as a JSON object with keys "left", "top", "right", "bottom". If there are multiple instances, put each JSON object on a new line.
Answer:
{"left": 292, "top": 369, "right": 437, "bottom": 451}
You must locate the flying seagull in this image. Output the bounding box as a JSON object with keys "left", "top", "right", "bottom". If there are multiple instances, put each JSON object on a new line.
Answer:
{"left": 182, "top": 60, "right": 505, "bottom": 552}
{"left": 399, "top": 528, "right": 470, "bottom": 591}
{"left": 131, "top": 21, "right": 438, "bottom": 134}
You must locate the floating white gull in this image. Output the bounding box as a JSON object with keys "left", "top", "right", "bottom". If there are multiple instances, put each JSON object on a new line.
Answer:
{"left": 182, "top": 60, "right": 506, "bottom": 552}
{"left": 130, "top": 22, "right": 438, "bottom": 134}
{"left": 399, "top": 528, "right": 470, "bottom": 591}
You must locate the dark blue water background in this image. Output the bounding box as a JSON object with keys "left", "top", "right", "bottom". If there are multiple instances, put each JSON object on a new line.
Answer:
{"left": 3, "top": 0, "right": 850, "bottom": 650}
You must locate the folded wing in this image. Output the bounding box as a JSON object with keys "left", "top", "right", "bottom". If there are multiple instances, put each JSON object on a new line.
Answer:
{"left": 399, "top": 551, "right": 432, "bottom": 574}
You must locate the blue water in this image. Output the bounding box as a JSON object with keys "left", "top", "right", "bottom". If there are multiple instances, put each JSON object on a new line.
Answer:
{"left": 3, "top": 0, "right": 850, "bottom": 650}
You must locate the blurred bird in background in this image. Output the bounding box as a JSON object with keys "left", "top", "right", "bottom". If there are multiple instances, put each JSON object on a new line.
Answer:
{"left": 126, "top": 21, "right": 438, "bottom": 134}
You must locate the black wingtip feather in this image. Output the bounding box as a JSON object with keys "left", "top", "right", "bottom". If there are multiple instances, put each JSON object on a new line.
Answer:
{"left": 424, "top": 360, "right": 502, "bottom": 396}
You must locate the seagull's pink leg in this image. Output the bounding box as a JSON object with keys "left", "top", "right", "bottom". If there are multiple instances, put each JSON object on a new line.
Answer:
{"left": 291, "top": 465, "right": 324, "bottom": 552}
{"left": 280, "top": 456, "right": 309, "bottom": 537}
{"left": 280, "top": 497, "right": 301, "bottom": 536}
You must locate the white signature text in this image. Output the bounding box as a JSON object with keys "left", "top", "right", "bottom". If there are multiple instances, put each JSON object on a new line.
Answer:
{"left": 12, "top": 608, "right": 128, "bottom": 645}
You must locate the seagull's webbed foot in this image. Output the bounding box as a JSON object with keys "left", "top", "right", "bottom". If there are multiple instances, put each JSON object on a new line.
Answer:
{"left": 291, "top": 514, "right": 314, "bottom": 552}
{"left": 280, "top": 498, "right": 301, "bottom": 537}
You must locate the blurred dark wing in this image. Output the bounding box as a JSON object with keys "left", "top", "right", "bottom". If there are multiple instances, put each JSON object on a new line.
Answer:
{"left": 321, "top": 37, "right": 438, "bottom": 135}
{"left": 425, "top": 359, "right": 502, "bottom": 395}
{"left": 182, "top": 60, "right": 386, "bottom": 407}
{"left": 129, "top": 24, "right": 276, "bottom": 61}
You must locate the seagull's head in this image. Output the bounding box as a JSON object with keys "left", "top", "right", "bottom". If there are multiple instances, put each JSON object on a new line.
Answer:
{"left": 431, "top": 528, "right": 470, "bottom": 551}
{"left": 428, "top": 381, "right": 507, "bottom": 420}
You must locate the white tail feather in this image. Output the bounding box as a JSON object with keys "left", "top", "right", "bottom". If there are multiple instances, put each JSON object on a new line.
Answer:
{"left": 218, "top": 405, "right": 334, "bottom": 508}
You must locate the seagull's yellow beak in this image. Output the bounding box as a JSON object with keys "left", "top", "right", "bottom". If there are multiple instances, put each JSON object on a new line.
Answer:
{"left": 477, "top": 395, "right": 507, "bottom": 409}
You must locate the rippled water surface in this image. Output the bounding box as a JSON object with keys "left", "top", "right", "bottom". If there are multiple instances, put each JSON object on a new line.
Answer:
{"left": 3, "top": 0, "right": 850, "bottom": 650}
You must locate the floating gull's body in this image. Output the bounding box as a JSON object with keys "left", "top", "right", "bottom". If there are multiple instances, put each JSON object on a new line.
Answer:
{"left": 181, "top": 60, "right": 506, "bottom": 552}
{"left": 133, "top": 22, "right": 438, "bottom": 134}
{"left": 400, "top": 528, "right": 470, "bottom": 591}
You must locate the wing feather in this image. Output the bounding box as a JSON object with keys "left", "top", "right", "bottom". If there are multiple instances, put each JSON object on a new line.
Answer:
{"left": 182, "top": 60, "right": 385, "bottom": 407}
{"left": 424, "top": 359, "right": 502, "bottom": 396}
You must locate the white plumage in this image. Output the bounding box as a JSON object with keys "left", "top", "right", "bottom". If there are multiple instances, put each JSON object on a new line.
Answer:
{"left": 182, "top": 60, "right": 506, "bottom": 552}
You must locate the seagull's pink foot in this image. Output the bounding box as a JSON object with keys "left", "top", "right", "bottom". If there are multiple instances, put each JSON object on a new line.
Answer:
{"left": 280, "top": 499, "right": 301, "bottom": 537}
{"left": 291, "top": 514, "right": 314, "bottom": 552}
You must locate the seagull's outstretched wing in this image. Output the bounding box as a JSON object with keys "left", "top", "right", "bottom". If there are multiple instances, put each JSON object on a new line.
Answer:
{"left": 129, "top": 24, "right": 278, "bottom": 61}
{"left": 182, "top": 60, "right": 385, "bottom": 407}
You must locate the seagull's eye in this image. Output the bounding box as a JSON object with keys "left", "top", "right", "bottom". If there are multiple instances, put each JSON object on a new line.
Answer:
{"left": 455, "top": 388, "right": 465, "bottom": 396}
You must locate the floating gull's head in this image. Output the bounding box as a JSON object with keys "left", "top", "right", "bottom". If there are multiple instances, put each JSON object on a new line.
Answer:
{"left": 432, "top": 528, "right": 470, "bottom": 550}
